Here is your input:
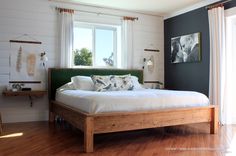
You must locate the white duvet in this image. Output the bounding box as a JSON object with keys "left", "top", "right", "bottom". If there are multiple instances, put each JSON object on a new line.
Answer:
{"left": 55, "top": 89, "right": 210, "bottom": 114}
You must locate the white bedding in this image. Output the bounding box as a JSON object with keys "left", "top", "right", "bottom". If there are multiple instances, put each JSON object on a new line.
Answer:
{"left": 55, "top": 89, "right": 210, "bottom": 114}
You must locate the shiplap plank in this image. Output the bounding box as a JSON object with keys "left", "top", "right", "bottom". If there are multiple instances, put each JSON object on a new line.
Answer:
{"left": 0, "top": 67, "right": 10, "bottom": 74}
{"left": 0, "top": 75, "right": 9, "bottom": 83}
{"left": 0, "top": 52, "right": 10, "bottom": 59}
{"left": 0, "top": 11, "right": 57, "bottom": 24}
{"left": 0, "top": 25, "right": 56, "bottom": 37}
{"left": 134, "top": 24, "right": 163, "bottom": 33}
{"left": 0, "top": 59, "right": 9, "bottom": 67}
{"left": 0, "top": 0, "right": 55, "bottom": 15}
{"left": 0, "top": 32, "right": 58, "bottom": 40}
{"left": 0, "top": 18, "right": 57, "bottom": 31}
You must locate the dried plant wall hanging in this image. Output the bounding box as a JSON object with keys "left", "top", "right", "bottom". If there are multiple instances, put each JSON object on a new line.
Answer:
{"left": 16, "top": 46, "right": 22, "bottom": 72}
{"left": 27, "top": 53, "right": 36, "bottom": 76}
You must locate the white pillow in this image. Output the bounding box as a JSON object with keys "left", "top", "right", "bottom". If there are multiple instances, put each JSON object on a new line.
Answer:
{"left": 131, "top": 76, "right": 144, "bottom": 90}
{"left": 71, "top": 76, "right": 94, "bottom": 91}
{"left": 57, "top": 82, "right": 75, "bottom": 92}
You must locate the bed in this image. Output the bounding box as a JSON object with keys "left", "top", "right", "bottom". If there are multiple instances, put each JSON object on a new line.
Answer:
{"left": 48, "top": 68, "right": 218, "bottom": 153}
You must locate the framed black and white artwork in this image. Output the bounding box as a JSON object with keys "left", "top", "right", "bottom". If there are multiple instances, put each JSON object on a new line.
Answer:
{"left": 171, "top": 32, "right": 201, "bottom": 63}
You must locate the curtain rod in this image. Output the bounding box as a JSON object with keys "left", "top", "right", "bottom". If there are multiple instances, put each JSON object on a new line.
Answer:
{"left": 205, "top": 0, "right": 231, "bottom": 9}
{"left": 55, "top": 7, "right": 138, "bottom": 20}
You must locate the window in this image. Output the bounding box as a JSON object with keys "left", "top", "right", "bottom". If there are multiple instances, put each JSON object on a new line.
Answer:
{"left": 73, "top": 22, "right": 121, "bottom": 68}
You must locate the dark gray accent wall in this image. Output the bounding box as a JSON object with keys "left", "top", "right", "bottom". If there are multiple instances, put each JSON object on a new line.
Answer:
{"left": 225, "top": 0, "right": 236, "bottom": 10}
{"left": 164, "top": 1, "right": 236, "bottom": 96}
{"left": 164, "top": 7, "right": 209, "bottom": 96}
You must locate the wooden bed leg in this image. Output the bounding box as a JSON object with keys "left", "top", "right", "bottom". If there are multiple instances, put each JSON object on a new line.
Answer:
{"left": 84, "top": 117, "right": 94, "bottom": 153}
{"left": 210, "top": 106, "right": 219, "bottom": 134}
{"left": 49, "top": 112, "right": 55, "bottom": 123}
{"left": 0, "top": 113, "right": 3, "bottom": 135}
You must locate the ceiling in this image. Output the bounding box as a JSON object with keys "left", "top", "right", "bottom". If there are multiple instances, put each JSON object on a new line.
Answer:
{"left": 62, "top": 0, "right": 219, "bottom": 16}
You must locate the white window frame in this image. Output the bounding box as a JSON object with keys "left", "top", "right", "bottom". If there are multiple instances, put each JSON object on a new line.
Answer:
{"left": 73, "top": 22, "right": 119, "bottom": 68}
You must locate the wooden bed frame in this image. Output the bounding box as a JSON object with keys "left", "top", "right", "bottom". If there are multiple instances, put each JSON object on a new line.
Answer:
{"left": 48, "top": 68, "right": 218, "bottom": 153}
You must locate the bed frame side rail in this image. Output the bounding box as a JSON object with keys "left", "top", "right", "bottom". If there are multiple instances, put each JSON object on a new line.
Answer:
{"left": 51, "top": 101, "right": 218, "bottom": 153}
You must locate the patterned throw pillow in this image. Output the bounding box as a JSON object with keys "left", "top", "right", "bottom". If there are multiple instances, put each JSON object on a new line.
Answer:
{"left": 91, "top": 75, "right": 134, "bottom": 92}
{"left": 111, "top": 75, "right": 134, "bottom": 91}
{"left": 91, "top": 75, "right": 112, "bottom": 92}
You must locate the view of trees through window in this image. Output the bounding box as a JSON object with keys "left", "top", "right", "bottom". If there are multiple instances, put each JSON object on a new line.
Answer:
{"left": 73, "top": 48, "right": 92, "bottom": 66}
{"left": 73, "top": 22, "right": 121, "bottom": 67}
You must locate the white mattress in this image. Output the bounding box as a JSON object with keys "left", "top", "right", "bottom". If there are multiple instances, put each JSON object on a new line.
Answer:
{"left": 55, "top": 89, "right": 210, "bottom": 114}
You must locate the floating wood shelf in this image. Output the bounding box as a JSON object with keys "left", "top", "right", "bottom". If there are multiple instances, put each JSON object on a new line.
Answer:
{"left": 2, "top": 90, "right": 47, "bottom": 107}
{"left": 144, "top": 81, "right": 163, "bottom": 85}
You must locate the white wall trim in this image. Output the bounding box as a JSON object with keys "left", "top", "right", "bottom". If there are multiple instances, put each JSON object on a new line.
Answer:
{"left": 164, "top": 0, "right": 221, "bottom": 20}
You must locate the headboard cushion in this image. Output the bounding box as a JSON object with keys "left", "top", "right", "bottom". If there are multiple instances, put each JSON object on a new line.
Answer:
{"left": 48, "top": 68, "right": 143, "bottom": 101}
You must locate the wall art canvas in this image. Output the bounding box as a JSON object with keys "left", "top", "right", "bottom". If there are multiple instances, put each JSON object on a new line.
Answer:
{"left": 171, "top": 32, "right": 201, "bottom": 63}
{"left": 10, "top": 44, "right": 43, "bottom": 81}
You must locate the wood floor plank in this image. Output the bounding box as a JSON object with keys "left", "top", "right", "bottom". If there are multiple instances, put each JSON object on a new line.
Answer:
{"left": 0, "top": 122, "right": 235, "bottom": 156}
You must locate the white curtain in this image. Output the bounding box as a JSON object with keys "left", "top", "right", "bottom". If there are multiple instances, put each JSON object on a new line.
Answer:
{"left": 122, "top": 19, "right": 134, "bottom": 69}
{"left": 223, "top": 8, "right": 236, "bottom": 124}
{"left": 208, "top": 6, "right": 225, "bottom": 124}
{"left": 59, "top": 9, "right": 74, "bottom": 68}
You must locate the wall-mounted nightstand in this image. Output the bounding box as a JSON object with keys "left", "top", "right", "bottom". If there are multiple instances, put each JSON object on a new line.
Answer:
{"left": 2, "top": 90, "right": 47, "bottom": 107}
{"left": 144, "top": 81, "right": 164, "bottom": 89}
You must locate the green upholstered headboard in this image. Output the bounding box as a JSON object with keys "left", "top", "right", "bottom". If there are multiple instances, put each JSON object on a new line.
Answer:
{"left": 48, "top": 68, "right": 143, "bottom": 101}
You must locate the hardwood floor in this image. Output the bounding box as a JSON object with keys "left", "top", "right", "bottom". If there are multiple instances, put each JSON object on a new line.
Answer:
{"left": 0, "top": 122, "right": 235, "bottom": 156}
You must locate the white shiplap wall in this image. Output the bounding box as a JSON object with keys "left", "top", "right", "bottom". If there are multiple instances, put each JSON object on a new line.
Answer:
{"left": 0, "top": 0, "right": 164, "bottom": 123}
{"left": 0, "top": 0, "right": 58, "bottom": 123}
